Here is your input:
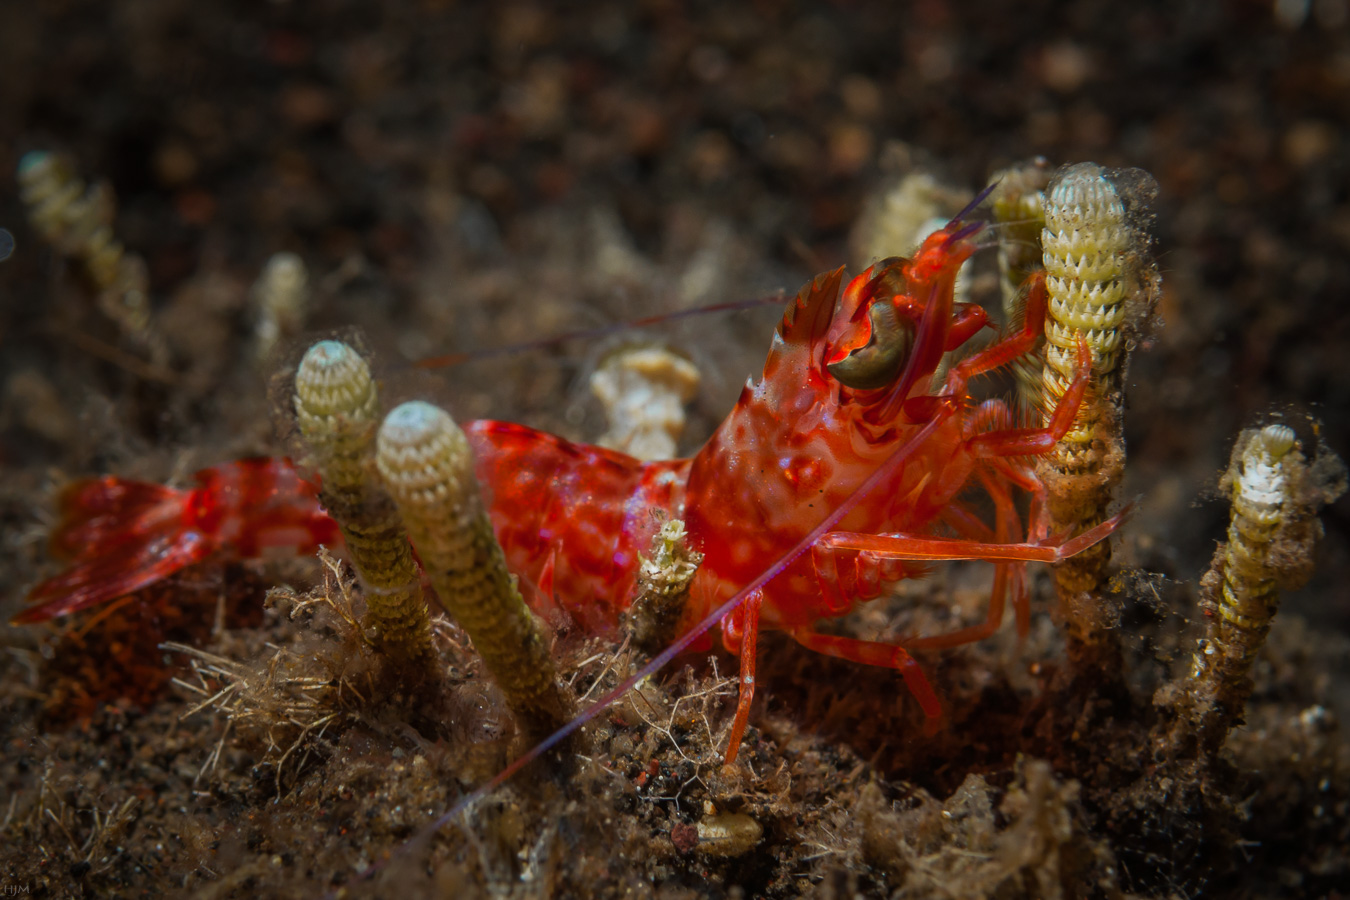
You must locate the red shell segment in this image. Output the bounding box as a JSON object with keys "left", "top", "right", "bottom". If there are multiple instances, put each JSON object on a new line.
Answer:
{"left": 466, "top": 420, "right": 689, "bottom": 632}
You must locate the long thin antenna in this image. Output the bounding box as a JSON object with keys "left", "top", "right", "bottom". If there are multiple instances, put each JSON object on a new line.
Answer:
{"left": 412, "top": 294, "right": 785, "bottom": 369}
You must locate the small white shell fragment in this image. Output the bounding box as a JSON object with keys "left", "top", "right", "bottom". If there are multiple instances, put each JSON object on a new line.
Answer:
{"left": 590, "top": 345, "right": 700, "bottom": 461}
{"left": 695, "top": 810, "right": 763, "bottom": 857}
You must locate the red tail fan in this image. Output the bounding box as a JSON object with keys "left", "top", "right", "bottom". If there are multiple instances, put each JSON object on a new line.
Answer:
{"left": 13, "top": 459, "right": 338, "bottom": 625}
{"left": 15, "top": 477, "right": 210, "bottom": 624}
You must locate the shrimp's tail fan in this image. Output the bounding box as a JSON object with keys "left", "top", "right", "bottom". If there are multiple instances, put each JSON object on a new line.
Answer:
{"left": 13, "top": 477, "right": 212, "bottom": 624}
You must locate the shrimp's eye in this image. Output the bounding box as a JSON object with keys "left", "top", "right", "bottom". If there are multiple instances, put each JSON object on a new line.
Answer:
{"left": 826, "top": 299, "right": 915, "bottom": 390}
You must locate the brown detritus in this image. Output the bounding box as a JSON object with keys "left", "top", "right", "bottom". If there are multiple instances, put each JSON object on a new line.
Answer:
{"left": 2, "top": 757, "right": 142, "bottom": 885}
{"left": 167, "top": 551, "right": 376, "bottom": 794}
{"left": 163, "top": 549, "right": 496, "bottom": 797}
{"left": 33, "top": 564, "right": 266, "bottom": 725}
{"left": 857, "top": 759, "right": 1120, "bottom": 898}
{"left": 669, "top": 821, "right": 699, "bottom": 855}
{"left": 1221, "top": 683, "right": 1350, "bottom": 892}
{"left": 3, "top": 369, "right": 78, "bottom": 445}
{"left": 627, "top": 518, "right": 703, "bottom": 656}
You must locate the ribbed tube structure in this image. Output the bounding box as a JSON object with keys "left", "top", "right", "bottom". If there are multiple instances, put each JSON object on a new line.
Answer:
{"left": 1036, "top": 162, "right": 1151, "bottom": 669}
{"left": 295, "top": 340, "right": 433, "bottom": 668}
{"left": 376, "top": 401, "right": 573, "bottom": 740}
{"left": 1040, "top": 163, "right": 1131, "bottom": 455}
{"left": 1205, "top": 424, "right": 1300, "bottom": 685}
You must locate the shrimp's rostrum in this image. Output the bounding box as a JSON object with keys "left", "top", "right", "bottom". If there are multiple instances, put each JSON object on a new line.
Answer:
{"left": 15, "top": 203, "right": 1124, "bottom": 763}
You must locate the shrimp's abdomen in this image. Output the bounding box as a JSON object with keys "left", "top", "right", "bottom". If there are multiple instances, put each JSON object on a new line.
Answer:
{"left": 465, "top": 420, "right": 689, "bottom": 631}
{"left": 186, "top": 458, "right": 338, "bottom": 557}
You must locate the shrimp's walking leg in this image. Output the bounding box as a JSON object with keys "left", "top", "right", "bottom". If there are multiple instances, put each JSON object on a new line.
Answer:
{"left": 963, "top": 335, "right": 1094, "bottom": 461}
{"left": 811, "top": 502, "right": 1124, "bottom": 644}
{"left": 948, "top": 271, "right": 1049, "bottom": 378}
{"left": 945, "top": 397, "right": 1033, "bottom": 642}
{"left": 789, "top": 627, "right": 943, "bottom": 730}
{"left": 981, "top": 455, "right": 1051, "bottom": 542}
{"left": 818, "top": 512, "right": 1124, "bottom": 570}
{"left": 721, "top": 589, "right": 764, "bottom": 768}
{"left": 813, "top": 453, "right": 1037, "bottom": 653}
{"left": 901, "top": 468, "right": 1030, "bottom": 651}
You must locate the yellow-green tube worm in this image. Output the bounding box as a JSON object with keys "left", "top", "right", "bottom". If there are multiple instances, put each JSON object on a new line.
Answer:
{"left": 376, "top": 401, "right": 573, "bottom": 741}
{"left": 1036, "top": 162, "right": 1156, "bottom": 669}
{"left": 18, "top": 150, "right": 155, "bottom": 356}
{"left": 294, "top": 340, "right": 434, "bottom": 668}
{"left": 1184, "top": 423, "right": 1346, "bottom": 753}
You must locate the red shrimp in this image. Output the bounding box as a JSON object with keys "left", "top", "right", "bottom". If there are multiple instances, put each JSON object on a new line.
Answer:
{"left": 13, "top": 208, "right": 1123, "bottom": 769}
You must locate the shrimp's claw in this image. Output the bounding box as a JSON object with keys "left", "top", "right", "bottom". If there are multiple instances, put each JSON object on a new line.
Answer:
{"left": 13, "top": 477, "right": 212, "bottom": 625}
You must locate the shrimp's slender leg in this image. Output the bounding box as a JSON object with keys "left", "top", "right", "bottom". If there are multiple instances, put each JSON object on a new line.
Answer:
{"left": 944, "top": 302, "right": 990, "bottom": 351}
{"left": 946, "top": 271, "right": 1049, "bottom": 380}
{"left": 959, "top": 399, "right": 1031, "bottom": 639}
{"left": 818, "top": 509, "right": 1124, "bottom": 569}
{"left": 811, "top": 542, "right": 907, "bottom": 616}
{"left": 902, "top": 468, "right": 1027, "bottom": 651}
{"left": 805, "top": 520, "right": 1124, "bottom": 677}
{"left": 721, "top": 588, "right": 764, "bottom": 768}
{"left": 982, "top": 455, "right": 1050, "bottom": 542}
{"left": 938, "top": 500, "right": 996, "bottom": 543}
{"left": 789, "top": 627, "right": 943, "bottom": 729}
{"left": 963, "top": 337, "right": 1093, "bottom": 459}
{"left": 905, "top": 277, "right": 1062, "bottom": 425}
